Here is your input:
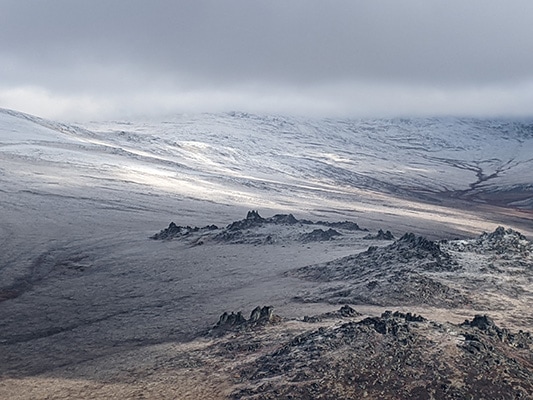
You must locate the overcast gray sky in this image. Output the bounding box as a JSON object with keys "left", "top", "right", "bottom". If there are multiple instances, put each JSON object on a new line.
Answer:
{"left": 1, "top": 0, "right": 532, "bottom": 120}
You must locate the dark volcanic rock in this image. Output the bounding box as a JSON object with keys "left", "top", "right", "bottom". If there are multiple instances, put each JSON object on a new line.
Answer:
{"left": 338, "top": 304, "right": 360, "bottom": 318}
{"left": 447, "top": 226, "right": 532, "bottom": 256}
{"left": 216, "top": 311, "right": 247, "bottom": 327}
{"left": 154, "top": 211, "right": 369, "bottom": 245}
{"left": 290, "top": 232, "right": 464, "bottom": 307}
{"left": 267, "top": 213, "right": 299, "bottom": 225}
{"left": 215, "top": 211, "right": 303, "bottom": 244}
{"left": 150, "top": 222, "right": 218, "bottom": 240}
{"left": 364, "top": 233, "right": 458, "bottom": 273}
{"left": 485, "top": 226, "right": 527, "bottom": 242}
{"left": 226, "top": 210, "right": 266, "bottom": 231}
{"left": 476, "top": 226, "right": 531, "bottom": 255}
{"left": 364, "top": 229, "right": 395, "bottom": 240}
{"left": 211, "top": 306, "right": 280, "bottom": 335}
{"left": 225, "top": 211, "right": 300, "bottom": 232}
{"left": 464, "top": 314, "right": 497, "bottom": 331}
{"left": 381, "top": 310, "right": 427, "bottom": 322}
{"left": 303, "top": 305, "right": 362, "bottom": 322}
{"left": 317, "top": 220, "right": 367, "bottom": 231}
{"left": 231, "top": 312, "right": 533, "bottom": 400}
{"left": 300, "top": 228, "right": 341, "bottom": 243}
{"left": 392, "top": 233, "right": 450, "bottom": 263}
{"left": 460, "top": 314, "right": 533, "bottom": 348}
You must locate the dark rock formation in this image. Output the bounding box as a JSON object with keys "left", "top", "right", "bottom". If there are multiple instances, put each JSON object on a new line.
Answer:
{"left": 485, "top": 225, "right": 527, "bottom": 242}
{"left": 476, "top": 226, "right": 531, "bottom": 255}
{"left": 215, "top": 211, "right": 302, "bottom": 243}
{"left": 267, "top": 213, "right": 299, "bottom": 225}
{"left": 303, "top": 305, "right": 362, "bottom": 322}
{"left": 463, "top": 314, "right": 497, "bottom": 330}
{"left": 219, "top": 212, "right": 367, "bottom": 232}
{"left": 150, "top": 222, "right": 218, "bottom": 240}
{"left": 447, "top": 226, "right": 532, "bottom": 255}
{"left": 461, "top": 314, "right": 533, "bottom": 348}
{"left": 231, "top": 312, "right": 533, "bottom": 399}
{"left": 226, "top": 210, "right": 265, "bottom": 231}
{"left": 300, "top": 228, "right": 341, "bottom": 243}
{"left": 338, "top": 304, "right": 360, "bottom": 317}
{"left": 381, "top": 310, "right": 427, "bottom": 322}
{"left": 392, "top": 233, "right": 449, "bottom": 262}
{"left": 216, "top": 311, "right": 246, "bottom": 327}
{"left": 153, "top": 211, "right": 369, "bottom": 246}
{"left": 317, "top": 220, "right": 367, "bottom": 231}
{"left": 211, "top": 306, "right": 280, "bottom": 335}
{"left": 250, "top": 305, "right": 274, "bottom": 323}
{"left": 290, "top": 232, "right": 464, "bottom": 307}
{"left": 363, "top": 229, "right": 395, "bottom": 240}
{"left": 226, "top": 211, "right": 303, "bottom": 231}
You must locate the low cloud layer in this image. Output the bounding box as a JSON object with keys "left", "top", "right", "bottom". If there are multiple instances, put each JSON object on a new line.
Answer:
{"left": 1, "top": 1, "right": 532, "bottom": 120}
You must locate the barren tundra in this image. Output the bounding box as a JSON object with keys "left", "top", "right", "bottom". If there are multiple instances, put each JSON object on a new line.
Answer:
{"left": 1, "top": 109, "right": 533, "bottom": 399}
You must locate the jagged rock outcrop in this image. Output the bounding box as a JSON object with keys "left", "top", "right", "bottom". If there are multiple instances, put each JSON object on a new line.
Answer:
{"left": 150, "top": 222, "right": 218, "bottom": 240}
{"left": 481, "top": 226, "right": 529, "bottom": 251}
{"left": 215, "top": 211, "right": 302, "bottom": 243}
{"left": 151, "top": 211, "right": 369, "bottom": 245}
{"left": 437, "top": 227, "right": 533, "bottom": 302}
{"left": 303, "top": 305, "right": 362, "bottom": 322}
{"left": 267, "top": 213, "right": 299, "bottom": 225}
{"left": 389, "top": 233, "right": 456, "bottom": 270}
{"left": 290, "top": 232, "right": 464, "bottom": 307}
{"left": 249, "top": 305, "right": 274, "bottom": 322}
{"left": 316, "top": 220, "right": 367, "bottom": 231}
{"left": 225, "top": 211, "right": 301, "bottom": 232}
{"left": 212, "top": 211, "right": 368, "bottom": 245}
{"left": 226, "top": 210, "right": 265, "bottom": 231}
{"left": 300, "top": 228, "right": 341, "bottom": 243}
{"left": 381, "top": 310, "right": 427, "bottom": 322}
{"left": 447, "top": 226, "right": 532, "bottom": 256}
{"left": 460, "top": 314, "right": 533, "bottom": 348}
{"left": 231, "top": 312, "right": 533, "bottom": 399}
{"left": 295, "top": 233, "right": 457, "bottom": 279}
{"left": 363, "top": 229, "right": 395, "bottom": 240}
{"left": 211, "top": 306, "right": 280, "bottom": 335}
{"left": 216, "top": 311, "right": 247, "bottom": 327}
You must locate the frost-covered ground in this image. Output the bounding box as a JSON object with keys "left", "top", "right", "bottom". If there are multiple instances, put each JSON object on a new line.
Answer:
{"left": 1, "top": 108, "right": 532, "bottom": 398}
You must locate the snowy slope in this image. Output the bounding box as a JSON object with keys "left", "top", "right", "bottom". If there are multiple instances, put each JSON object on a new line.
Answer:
{"left": 79, "top": 111, "right": 533, "bottom": 207}
{"left": 2, "top": 108, "right": 533, "bottom": 221}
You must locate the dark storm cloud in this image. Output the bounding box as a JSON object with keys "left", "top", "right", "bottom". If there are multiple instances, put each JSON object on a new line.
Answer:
{"left": 1, "top": 0, "right": 533, "bottom": 119}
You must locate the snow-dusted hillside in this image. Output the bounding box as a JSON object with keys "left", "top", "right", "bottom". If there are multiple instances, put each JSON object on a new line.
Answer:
{"left": 3, "top": 108, "right": 532, "bottom": 209}
{"left": 3, "top": 107, "right": 532, "bottom": 293}
{"left": 79, "top": 112, "right": 533, "bottom": 207}
{"left": 2, "top": 108, "right": 532, "bottom": 245}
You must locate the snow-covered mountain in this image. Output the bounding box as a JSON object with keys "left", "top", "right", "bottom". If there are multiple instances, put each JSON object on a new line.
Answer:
{"left": 2, "top": 108, "right": 532, "bottom": 211}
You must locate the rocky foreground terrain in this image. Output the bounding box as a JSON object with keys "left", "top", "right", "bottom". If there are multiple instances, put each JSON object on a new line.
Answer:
{"left": 291, "top": 226, "right": 533, "bottom": 326}
{"left": 201, "top": 306, "right": 533, "bottom": 399}
{"left": 141, "top": 212, "right": 533, "bottom": 399}
{"left": 1, "top": 210, "right": 533, "bottom": 399}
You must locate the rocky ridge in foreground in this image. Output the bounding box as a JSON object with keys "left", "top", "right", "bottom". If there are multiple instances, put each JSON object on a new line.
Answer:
{"left": 290, "top": 227, "right": 533, "bottom": 312}
{"left": 170, "top": 306, "right": 533, "bottom": 399}
{"left": 229, "top": 309, "right": 533, "bottom": 399}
